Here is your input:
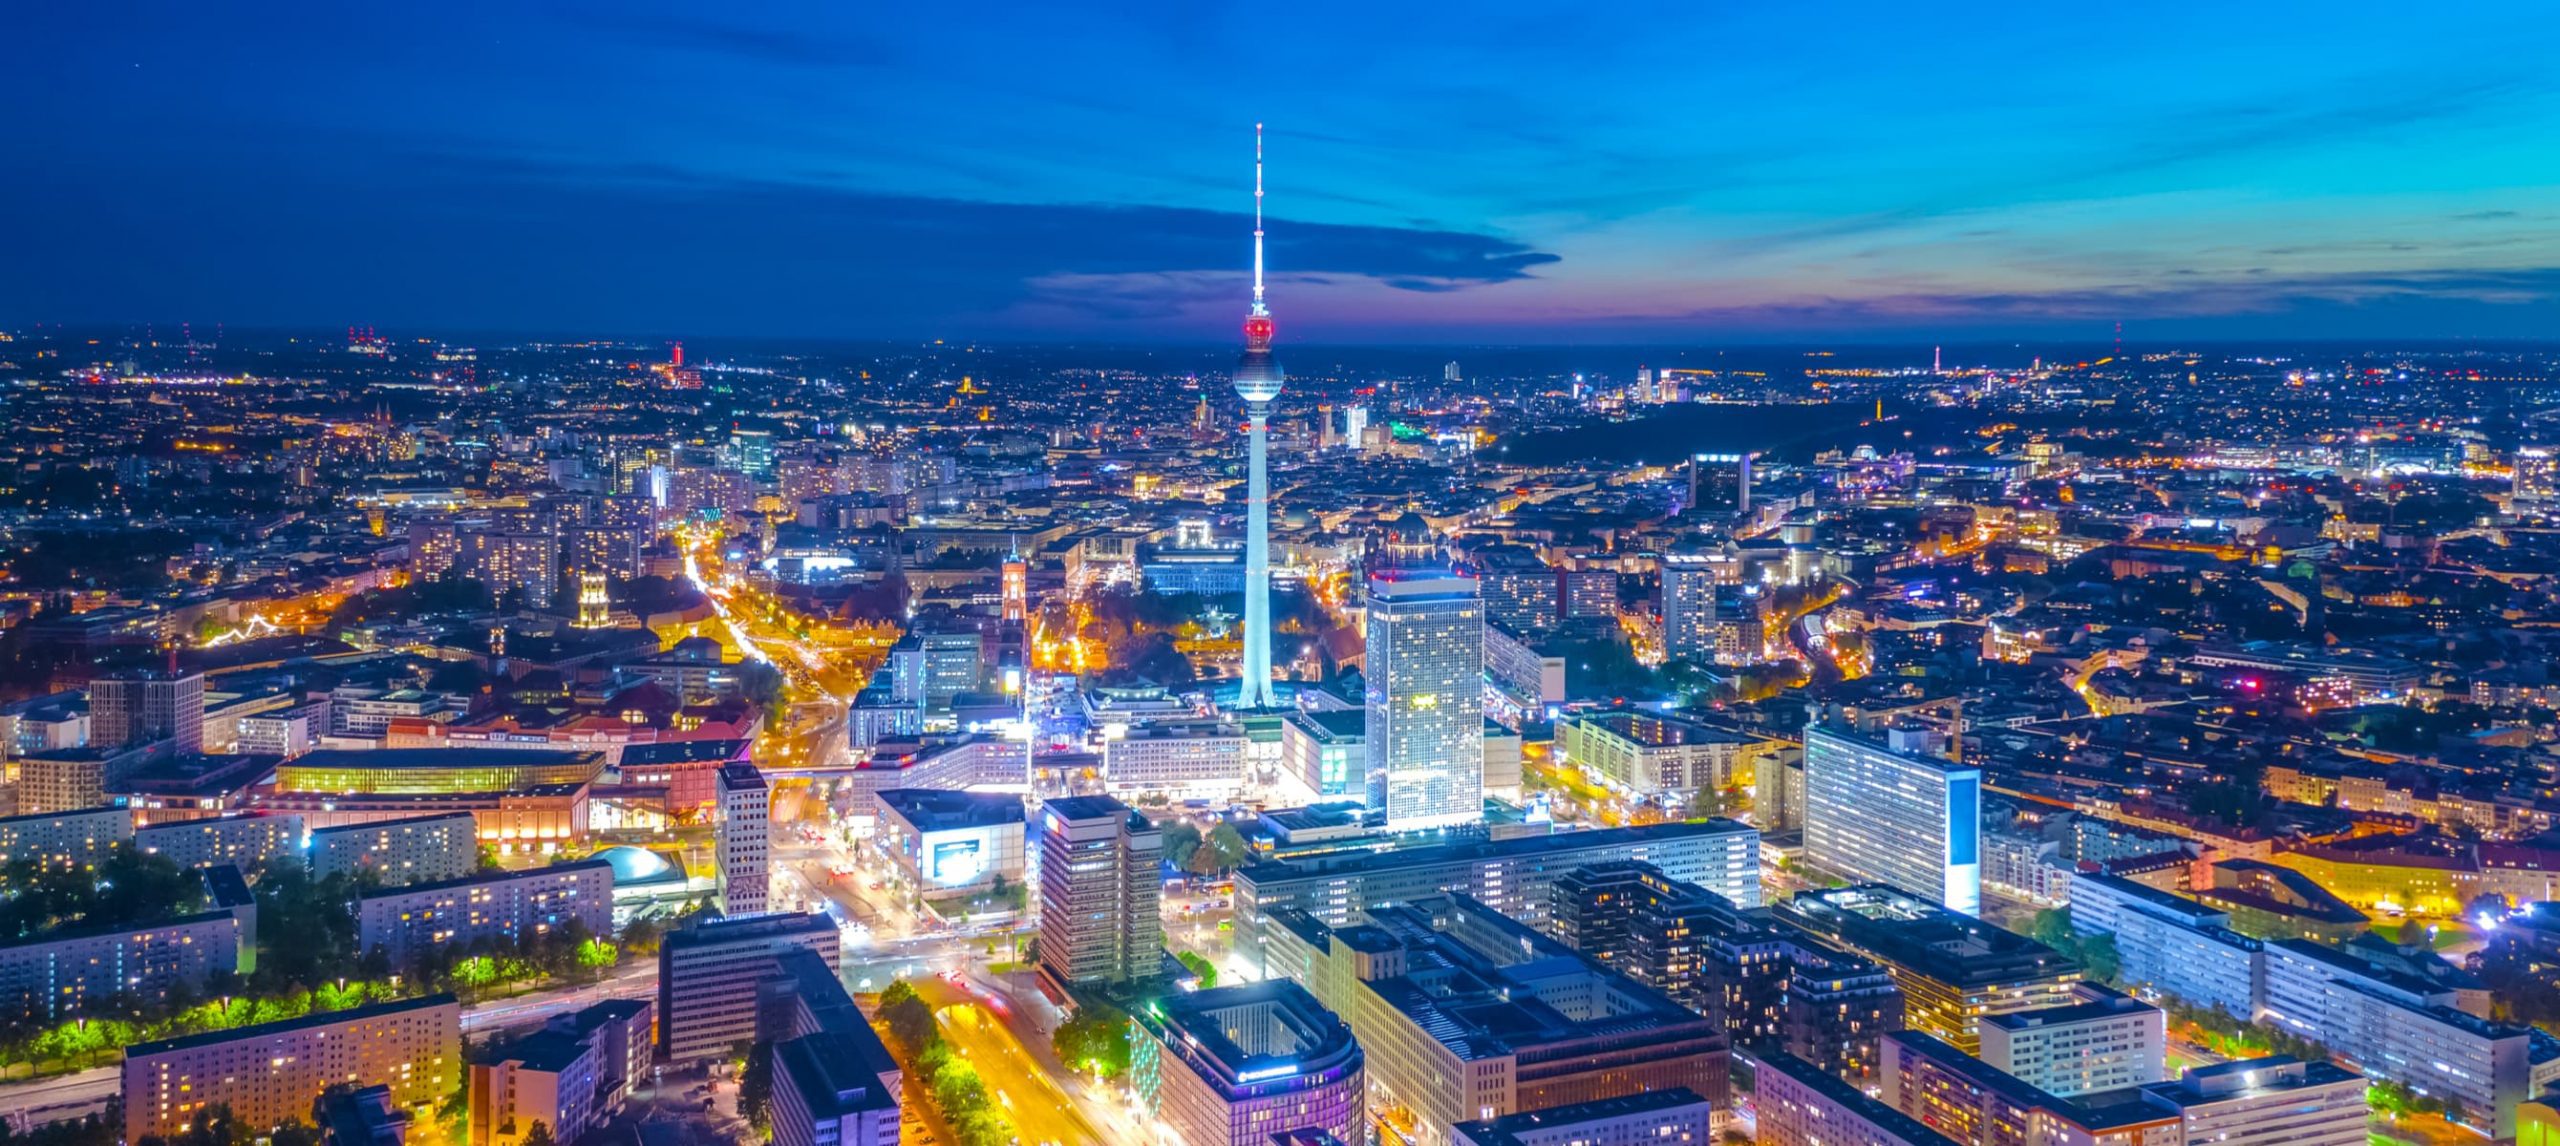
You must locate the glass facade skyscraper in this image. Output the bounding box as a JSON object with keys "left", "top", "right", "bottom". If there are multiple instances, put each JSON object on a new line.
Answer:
{"left": 1363, "top": 571, "right": 1485, "bottom": 831}
{"left": 1802, "top": 725, "right": 1981, "bottom": 915}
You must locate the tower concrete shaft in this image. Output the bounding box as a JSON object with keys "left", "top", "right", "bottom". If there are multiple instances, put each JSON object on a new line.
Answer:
{"left": 1239, "top": 403, "right": 1277, "bottom": 708}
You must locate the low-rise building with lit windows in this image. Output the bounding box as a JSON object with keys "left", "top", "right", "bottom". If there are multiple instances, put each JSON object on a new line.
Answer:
{"left": 0, "top": 805, "right": 131, "bottom": 874}
{"left": 132, "top": 812, "right": 303, "bottom": 873}
{"left": 1452, "top": 1089, "right": 1712, "bottom": 1146}
{"left": 0, "top": 911, "right": 242, "bottom": 1020}
{"left": 1756, "top": 1050, "right": 1959, "bottom": 1146}
{"left": 273, "top": 747, "right": 606, "bottom": 794}
{"left": 873, "top": 789, "right": 1024, "bottom": 903}
{"left": 356, "top": 858, "right": 613, "bottom": 964}
{"left": 310, "top": 811, "right": 480, "bottom": 885}
{"left": 2134, "top": 1057, "right": 2367, "bottom": 1146}
{"left": 121, "top": 994, "right": 461, "bottom": 1144}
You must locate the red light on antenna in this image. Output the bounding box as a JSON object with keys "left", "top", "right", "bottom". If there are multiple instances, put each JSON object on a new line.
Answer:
{"left": 1244, "top": 316, "right": 1274, "bottom": 341}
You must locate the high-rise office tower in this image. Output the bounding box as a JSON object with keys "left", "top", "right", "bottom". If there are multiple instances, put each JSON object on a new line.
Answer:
{"left": 655, "top": 913, "right": 840, "bottom": 1065}
{"left": 1802, "top": 725, "right": 1981, "bottom": 915}
{"left": 1660, "top": 554, "right": 1723, "bottom": 662}
{"left": 1035, "top": 795, "right": 1163, "bottom": 988}
{"left": 715, "top": 762, "right": 770, "bottom": 918}
{"left": 458, "top": 529, "right": 560, "bottom": 610}
{"left": 1363, "top": 571, "right": 1484, "bottom": 830}
{"left": 727, "top": 429, "right": 777, "bottom": 479}
{"left": 1341, "top": 405, "right": 1370, "bottom": 452}
{"left": 1233, "top": 125, "right": 1283, "bottom": 711}
{"left": 1443, "top": 360, "right": 1461, "bottom": 383}
{"left": 1689, "top": 452, "right": 1755, "bottom": 516}
{"left": 90, "top": 668, "right": 205, "bottom": 754}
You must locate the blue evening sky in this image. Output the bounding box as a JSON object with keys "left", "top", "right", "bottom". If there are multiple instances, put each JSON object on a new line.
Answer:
{"left": 7, "top": 2, "right": 2557, "bottom": 343}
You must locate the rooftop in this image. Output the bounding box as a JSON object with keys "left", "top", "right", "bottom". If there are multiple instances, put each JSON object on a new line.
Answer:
{"left": 279, "top": 747, "right": 603, "bottom": 770}
{"left": 1980, "top": 984, "right": 2157, "bottom": 1032}
{"left": 1308, "top": 895, "right": 1713, "bottom": 1062}
{"left": 1575, "top": 711, "right": 1751, "bottom": 748}
{"left": 357, "top": 857, "right": 613, "bottom": 901}
{"left": 1137, "top": 979, "right": 1359, "bottom": 1093}
{"left": 1777, "top": 884, "right": 2079, "bottom": 987}
{"left": 1042, "top": 794, "right": 1137, "bottom": 823}
{"left": 1451, "top": 1088, "right": 1710, "bottom": 1146}
{"left": 2140, "top": 1055, "right": 2363, "bottom": 1108}
{"left": 308, "top": 809, "right": 480, "bottom": 837}
{"left": 877, "top": 788, "right": 1026, "bottom": 831}
{"left": 126, "top": 993, "right": 458, "bottom": 1057}
{"left": 1238, "top": 817, "right": 1755, "bottom": 884}
{"left": 662, "top": 910, "right": 837, "bottom": 951}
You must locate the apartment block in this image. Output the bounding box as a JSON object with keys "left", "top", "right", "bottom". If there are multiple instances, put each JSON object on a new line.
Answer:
{"left": 0, "top": 911, "right": 241, "bottom": 1020}
{"left": 0, "top": 805, "right": 133, "bottom": 875}
{"left": 309, "top": 811, "right": 481, "bottom": 886}
{"left": 133, "top": 812, "right": 303, "bottom": 873}
{"left": 356, "top": 859, "right": 614, "bottom": 965}
{"left": 1757, "top": 1050, "right": 1960, "bottom": 1146}
{"left": 122, "top": 995, "right": 462, "bottom": 1143}
{"left": 1978, "top": 985, "right": 2165, "bottom": 1099}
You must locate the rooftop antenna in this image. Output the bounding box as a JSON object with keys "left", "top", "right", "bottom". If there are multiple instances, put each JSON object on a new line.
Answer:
{"left": 1252, "top": 122, "right": 1267, "bottom": 317}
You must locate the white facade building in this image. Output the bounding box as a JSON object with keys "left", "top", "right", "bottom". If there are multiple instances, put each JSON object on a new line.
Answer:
{"left": 1978, "top": 984, "right": 2164, "bottom": 1099}
{"left": 1803, "top": 725, "right": 1980, "bottom": 915}
{"left": 873, "top": 789, "right": 1025, "bottom": 903}
{"left": 716, "top": 761, "right": 770, "bottom": 917}
{"left": 1103, "top": 719, "right": 1247, "bottom": 796}
{"left": 2136, "top": 1057, "right": 2367, "bottom": 1146}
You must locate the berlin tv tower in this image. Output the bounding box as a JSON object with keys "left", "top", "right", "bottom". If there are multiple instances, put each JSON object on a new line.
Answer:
{"left": 1233, "top": 123, "right": 1283, "bottom": 711}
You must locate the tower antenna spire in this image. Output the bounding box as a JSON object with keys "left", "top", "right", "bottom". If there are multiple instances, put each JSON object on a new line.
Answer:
{"left": 1252, "top": 122, "right": 1266, "bottom": 315}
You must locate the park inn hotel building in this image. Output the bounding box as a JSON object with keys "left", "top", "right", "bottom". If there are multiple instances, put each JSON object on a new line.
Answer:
{"left": 1364, "top": 571, "right": 1485, "bottom": 831}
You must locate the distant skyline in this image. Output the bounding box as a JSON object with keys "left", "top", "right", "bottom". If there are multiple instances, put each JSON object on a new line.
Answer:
{"left": 9, "top": 3, "right": 2560, "bottom": 344}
